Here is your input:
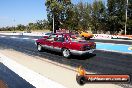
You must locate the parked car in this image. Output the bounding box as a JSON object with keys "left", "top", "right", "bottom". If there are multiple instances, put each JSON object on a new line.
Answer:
{"left": 35, "top": 33, "right": 96, "bottom": 58}
{"left": 79, "top": 31, "right": 94, "bottom": 40}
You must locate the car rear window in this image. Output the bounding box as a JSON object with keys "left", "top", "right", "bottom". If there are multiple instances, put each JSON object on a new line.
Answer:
{"left": 70, "top": 35, "right": 85, "bottom": 42}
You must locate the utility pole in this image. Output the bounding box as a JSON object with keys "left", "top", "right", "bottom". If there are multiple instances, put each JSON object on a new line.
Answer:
{"left": 53, "top": 14, "right": 55, "bottom": 33}
{"left": 125, "top": 0, "right": 128, "bottom": 35}
{"left": 13, "top": 19, "right": 15, "bottom": 32}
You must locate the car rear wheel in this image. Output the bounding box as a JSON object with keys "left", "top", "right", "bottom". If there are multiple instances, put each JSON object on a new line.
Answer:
{"left": 84, "top": 37, "right": 87, "bottom": 40}
{"left": 82, "top": 35, "right": 84, "bottom": 37}
{"left": 62, "top": 48, "right": 71, "bottom": 58}
{"left": 37, "top": 44, "right": 43, "bottom": 52}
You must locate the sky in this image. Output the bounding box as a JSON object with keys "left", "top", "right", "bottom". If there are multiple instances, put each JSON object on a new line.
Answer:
{"left": 0, "top": 0, "right": 107, "bottom": 27}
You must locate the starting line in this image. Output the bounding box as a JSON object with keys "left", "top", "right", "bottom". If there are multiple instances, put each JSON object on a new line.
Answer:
{"left": 0, "top": 53, "right": 66, "bottom": 88}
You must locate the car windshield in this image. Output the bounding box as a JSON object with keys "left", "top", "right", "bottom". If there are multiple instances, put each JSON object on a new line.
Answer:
{"left": 45, "top": 33, "right": 51, "bottom": 35}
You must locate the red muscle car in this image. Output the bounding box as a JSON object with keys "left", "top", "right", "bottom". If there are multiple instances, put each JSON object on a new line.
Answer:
{"left": 35, "top": 33, "right": 96, "bottom": 58}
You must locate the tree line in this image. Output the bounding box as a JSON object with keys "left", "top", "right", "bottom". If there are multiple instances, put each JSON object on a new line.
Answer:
{"left": 0, "top": 19, "right": 49, "bottom": 32}
{"left": 0, "top": 0, "right": 131, "bottom": 35}
{"left": 45, "top": 0, "right": 132, "bottom": 34}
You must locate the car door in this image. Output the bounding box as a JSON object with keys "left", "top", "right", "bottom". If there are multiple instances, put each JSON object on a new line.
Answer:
{"left": 53, "top": 34, "right": 64, "bottom": 52}
{"left": 44, "top": 34, "right": 57, "bottom": 49}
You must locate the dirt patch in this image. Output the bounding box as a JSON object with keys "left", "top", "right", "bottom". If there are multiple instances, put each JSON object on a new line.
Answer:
{"left": 0, "top": 80, "right": 8, "bottom": 88}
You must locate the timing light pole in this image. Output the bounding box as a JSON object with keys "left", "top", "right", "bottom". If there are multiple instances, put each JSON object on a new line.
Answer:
{"left": 125, "top": 0, "right": 128, "bottom": 35}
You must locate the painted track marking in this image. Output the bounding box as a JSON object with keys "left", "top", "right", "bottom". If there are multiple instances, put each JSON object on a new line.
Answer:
{"left": 0, "top": 53, "right": 66, "bottom": 88}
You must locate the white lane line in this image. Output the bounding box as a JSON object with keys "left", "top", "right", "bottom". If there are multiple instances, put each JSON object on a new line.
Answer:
{"left": 22, "top": 38, "right": 29, "bottom": 40}
{"left": 0, "top": 35, "right": 37, "bottom": 41}
{"left": 0, "top": 36, "right": 6, "bottom": 38}
{"left": 10, "top": 36, "right": 18, "bottom": 39}
{"left": 32, "top": 39, "right": 38, "bottom": 41}
{"left": 0, "top": 53, "right": 66, "bottom": 88}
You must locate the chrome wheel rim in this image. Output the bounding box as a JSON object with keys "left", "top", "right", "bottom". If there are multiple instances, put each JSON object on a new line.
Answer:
{"left": 38, "top": 45, "right": 41, "bottom": 51}
{"left": 63, "top": 49, "right": 70, "bottom": 57}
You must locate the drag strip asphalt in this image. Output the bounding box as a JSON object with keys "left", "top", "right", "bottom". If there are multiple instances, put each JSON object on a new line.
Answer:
{"left": 0, "top": 34, "right": 132, "bottom": 45}
{"left": 0, "top": 35, "right": 132, "bottom": 73}
{"left": 0, "top": 34, "right": 132, "bottom": 87}
{"left": 0, "top": 34, "right": 131, "bottom": 54}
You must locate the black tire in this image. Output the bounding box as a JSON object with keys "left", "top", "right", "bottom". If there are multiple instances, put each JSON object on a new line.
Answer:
{"left": 37, "top": 44, "right": 43, "bottom": 52}
{"left": 84, "top": 37, "right": 87, "bottom": 40}
{"left": 87, "top": 37, "right": 90, "bottom": 40}
{"left": 76, "top": 75, "right": 86, "bottom": 85}
{"left": 62, "top": 48, "right": 71, "bottom": 58}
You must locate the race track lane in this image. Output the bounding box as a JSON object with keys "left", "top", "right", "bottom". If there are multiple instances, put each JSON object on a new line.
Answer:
{"left": 0, "top": 36, "right": 132, "bottom": 73}
{"left": 0, "top": 63, "right": 35, "bottom": 88}
{"left": 0, "top": 35, "right": 132, "bottom": 87}
{"left": 0, "top": 34, "right": 132, "bottom": 45}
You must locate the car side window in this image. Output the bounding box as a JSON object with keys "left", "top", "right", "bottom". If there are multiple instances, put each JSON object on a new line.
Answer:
{"left": 56, "top": 37, "right": 64, "bottom": 42}
{"left": 65, "top": 37, "right": 69, "bottom": 42}
{"left": 47, "top": 34, "right": 57, "bottom": 41}
{"left": 48, "top": 34, "right": 56, "bottom": 39}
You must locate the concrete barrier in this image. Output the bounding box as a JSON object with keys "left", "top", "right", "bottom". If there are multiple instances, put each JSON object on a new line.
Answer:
{"left": 93, "top": 34, "right": 132, "bottom": 40}
{"left": 0, "top": 32, "right": 44, "bottom": 36}
{"left": 93, "top": 34, "right": 112, "bottom": 39}
{"left": 112, "top": 35, "right": 132, "bottom": 39}
{"left": 0, "top": 53, "right": 66, "bottom": 88}
{"left": 0, "top": 32, "right": 132, "bottom": 40}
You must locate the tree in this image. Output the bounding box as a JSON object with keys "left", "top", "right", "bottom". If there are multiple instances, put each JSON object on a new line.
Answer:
{"left": 90, "top": 0, "right": 107, "bottom": 33}
{"left": 127, "top": 0, "right": 132, "bottom": 34}
{"left": 68, "top": 1, "right": 92, "bottom": 31}
{"left": 45, "top": 0, "right": 72, "bottom": 33}
{"left": 16, "top": 24, "right": 26, "bottom": 31}
{"left": 28, "top": 23, "right": 35, "bottom": 32}
{"left": 107, "top": 0, "right": 126, "bottom": 34}
{"left": 36, "top": 20, "right": 49, "bottom": 30}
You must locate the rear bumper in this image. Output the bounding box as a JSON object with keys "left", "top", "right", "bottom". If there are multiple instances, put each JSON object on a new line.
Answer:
{"left": 70, "top": 49, "right": 95, "bottom": 55}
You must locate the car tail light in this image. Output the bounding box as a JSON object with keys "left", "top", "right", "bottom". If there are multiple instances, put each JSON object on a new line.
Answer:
{"left": 80, "top": 46, "right": 90, "bottom": 51}
{"left": 93, "top": 43, "right": 96, "bottom": 49}
{"left": 85, "top": 46, "right": 90, "bottom": 50}
{"left": 80, "top": 46, "right": 85, "bottom": 51}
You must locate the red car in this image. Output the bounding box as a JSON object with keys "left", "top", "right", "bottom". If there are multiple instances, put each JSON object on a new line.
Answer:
{"left": 35, "top": 33, "right": 96, "bottom": 58}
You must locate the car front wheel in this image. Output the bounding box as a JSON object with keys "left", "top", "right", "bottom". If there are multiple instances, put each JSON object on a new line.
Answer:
{"left": 62, "top": 48, "right": 71, "bottom": 58}
{"left": 37, "top": 44, "right": 43, "bottom": 52}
